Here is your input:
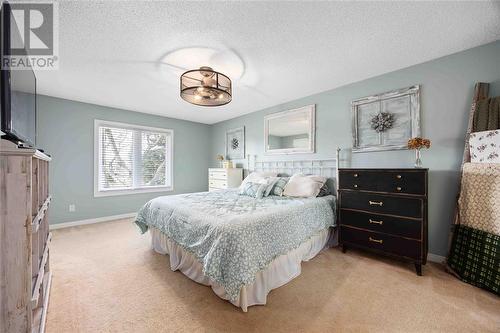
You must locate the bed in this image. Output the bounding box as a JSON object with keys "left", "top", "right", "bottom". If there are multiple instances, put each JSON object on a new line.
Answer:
{"left": 134, "top": 155, "right": 339, "bottom": 311}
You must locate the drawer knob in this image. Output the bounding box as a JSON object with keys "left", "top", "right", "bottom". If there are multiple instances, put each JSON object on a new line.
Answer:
{"left": 369, "top": 219, "right": 383, "bottom": 225}
{"left": 353, "top": 173, "right": 359, "bottom": 178}
{"left": 353, "top": 184, "right": 358, "bottom": 188}
{"left": 396, "top": 174, "right": 402, "bottom": 179}
{"left": 396, "top": 187, "right": 402, "bottom": 191}
{"left": 369, "top": 237, "right": 383, "bottom": 244}
{"left": 368, "top": 200, "right": 383, "bottom": 206}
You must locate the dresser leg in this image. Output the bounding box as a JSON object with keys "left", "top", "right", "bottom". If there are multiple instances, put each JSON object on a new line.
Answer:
{"left": 414, "top": 263, "right": 422, "bottom": 276}
{"left": 341, "top": 244, "right": 347, "bottom": 253}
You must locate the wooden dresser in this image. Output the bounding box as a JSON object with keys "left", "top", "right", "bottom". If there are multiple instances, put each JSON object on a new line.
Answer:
{"left": 338, "top": 168, "right": 428, "bottom": 275}
{"left": 0, "top": 140, "right": 52, "bottom": 333}
{"left": 208, "top": 168, "right": 243, "bottom": 192}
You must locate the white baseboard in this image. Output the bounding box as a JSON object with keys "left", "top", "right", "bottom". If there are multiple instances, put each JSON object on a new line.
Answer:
{"left": 50, "top": 212, "right": 137, "bottom": 230}
{"left": 427, "top": 253, "right": 446, "bottom": 263}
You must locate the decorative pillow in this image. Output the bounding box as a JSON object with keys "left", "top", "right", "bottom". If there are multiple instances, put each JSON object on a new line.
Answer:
{"left": 283, "top": 174, "right": 327, "bottom": 198}
{"left": 269, "top": 177, "right": 290, "bottom": 196}
{"left": 263, "top": 177, "right": 280, "bottom": 197}
{"left": 239, "top": 182, "right": 268, "bottom": 199}
{"left": 317, "top": 183, "right": 331, "bottom": 197}
{"left": 469, "top": 130, "right": 500, "bottom": 163}
{"left": 239, "top": 171, "right": 278, "bottom": 190}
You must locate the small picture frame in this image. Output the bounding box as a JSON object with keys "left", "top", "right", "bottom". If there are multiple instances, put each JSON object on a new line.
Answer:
{"left": 352, "top": 85, "right": 420, "bottom": 153}
{"left": 226, "top": 127, "right": 245, "bottom": 160}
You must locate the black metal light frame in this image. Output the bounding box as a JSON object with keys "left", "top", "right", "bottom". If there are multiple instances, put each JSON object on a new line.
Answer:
{"left": 180, "top": 67, "right": 232, "bottom": 107}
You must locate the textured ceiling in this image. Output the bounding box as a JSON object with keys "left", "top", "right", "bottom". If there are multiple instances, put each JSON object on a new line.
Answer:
{"left": 36, "top": 1, "right": 500, "bottom": 124}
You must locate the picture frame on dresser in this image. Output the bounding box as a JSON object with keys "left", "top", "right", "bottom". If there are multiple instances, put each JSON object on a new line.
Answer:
{"left": 338, "top": 168, "right": 428, "bottom": 275}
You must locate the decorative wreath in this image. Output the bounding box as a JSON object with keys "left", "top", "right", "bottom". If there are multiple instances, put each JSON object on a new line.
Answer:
{"left": 231, "top": 138, "right": 239, "bottom": 150}
{"left": 370, "top": 112, "right": 394, "bottom": 133}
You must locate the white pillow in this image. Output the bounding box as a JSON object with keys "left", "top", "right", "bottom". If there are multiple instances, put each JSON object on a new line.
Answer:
{"left": 469, "top": 130, "right": 500, "bottom": 163}
{"left": 283, "top": 174, "right": 327, "bottom": 198}
{"left": 239, "top": 171, "right": 278, "bottom": 189}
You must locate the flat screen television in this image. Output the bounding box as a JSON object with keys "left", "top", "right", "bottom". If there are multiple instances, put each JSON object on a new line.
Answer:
{"left": 0, "top": 2, "right": 37, "bottom": 148}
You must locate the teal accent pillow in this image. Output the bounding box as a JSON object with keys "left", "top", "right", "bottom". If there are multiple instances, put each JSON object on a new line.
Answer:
{"left": 239, "top": 182, "right": 267, "bottom": 199}
{"left": 270, "top": 177, "right": 289, "bottom": 196}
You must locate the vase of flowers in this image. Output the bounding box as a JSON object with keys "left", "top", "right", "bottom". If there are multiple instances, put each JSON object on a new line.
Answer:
{"left": 408, "top": 137, "right": 431, "bottom": 168}
{"left": 216, "top": 154, "right": 225, "bottom": 168}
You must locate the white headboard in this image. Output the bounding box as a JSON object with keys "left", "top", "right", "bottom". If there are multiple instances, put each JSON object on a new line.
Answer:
{"left": 246, "top": 148, "right": 341, "bottom": 195}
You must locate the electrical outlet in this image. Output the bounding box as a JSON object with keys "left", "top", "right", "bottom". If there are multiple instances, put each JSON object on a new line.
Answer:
{"left": 69, "top": 204, "right": 76, "bottom": 212}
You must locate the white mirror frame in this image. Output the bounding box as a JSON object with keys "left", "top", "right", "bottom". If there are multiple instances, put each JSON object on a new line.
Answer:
{"left": 264, "top": 104, "right": 316, "bottom": 155}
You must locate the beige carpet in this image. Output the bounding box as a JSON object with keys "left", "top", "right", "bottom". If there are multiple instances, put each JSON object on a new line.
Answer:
{"left": 46, "top": 219, "right": 500, "bottom": 333}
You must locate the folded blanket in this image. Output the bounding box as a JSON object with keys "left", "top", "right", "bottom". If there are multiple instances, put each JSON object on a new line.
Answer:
{"left": 473, "top": 96, "right": 500, "bottom": 131}
{"left": 459, "top": 163, "right": 500, "bottom": 236}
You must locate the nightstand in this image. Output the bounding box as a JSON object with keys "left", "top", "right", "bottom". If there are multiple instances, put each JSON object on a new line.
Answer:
{"left": 208, "top": 168, "right": 243, "bottom": 192}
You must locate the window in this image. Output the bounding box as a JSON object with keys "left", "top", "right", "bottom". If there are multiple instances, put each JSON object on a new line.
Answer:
{"left": 94, "top": 120, "right": 173, "bottom": 197}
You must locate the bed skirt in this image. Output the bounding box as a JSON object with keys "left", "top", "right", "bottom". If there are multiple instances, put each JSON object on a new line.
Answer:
{"left": 150, "top": 227, "right": 333, "bottom": 312}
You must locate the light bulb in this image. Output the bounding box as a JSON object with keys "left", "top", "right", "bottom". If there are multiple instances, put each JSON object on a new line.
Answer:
{"left": 202, "top": 76, "right": 215, "bottom": 87}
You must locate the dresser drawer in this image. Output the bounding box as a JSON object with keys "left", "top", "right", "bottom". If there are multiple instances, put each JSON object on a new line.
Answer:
{"left": 339, "top": 170, "right": 426, "bottom": 195}
{"left": 208, "top": 179, "right": 227, "bottom": 189}
{"left": 340, "top": 191, "right": 422, "bottom": 218}
{"left": 341, "top": 226, "right": 421, "bottom": 260}
{"left": 209, "top": 170, "right": 227, "bottom": 180}
{"left": 340, "top": 209, "right": 421, "bottom": 239}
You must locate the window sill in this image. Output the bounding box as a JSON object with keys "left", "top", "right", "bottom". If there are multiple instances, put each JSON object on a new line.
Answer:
{"left": 93, "top": 186, "right": 174, "bottom": 198}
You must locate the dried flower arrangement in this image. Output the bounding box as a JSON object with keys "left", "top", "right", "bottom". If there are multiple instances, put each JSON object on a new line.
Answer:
{"left": 408, "top": 137, "right": 431, "bottom": 168}
{"left": 407, "top": 137, "right": 431, "bottom": 150}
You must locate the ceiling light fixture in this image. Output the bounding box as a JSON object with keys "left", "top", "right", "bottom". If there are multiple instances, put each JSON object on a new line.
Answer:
{"left": 180, "top": 66, "right": 232, "bottom": 106}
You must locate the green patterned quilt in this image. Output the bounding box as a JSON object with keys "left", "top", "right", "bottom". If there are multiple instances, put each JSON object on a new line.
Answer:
{"left": 135, "top": 190, "right": 336, "bottom": 301}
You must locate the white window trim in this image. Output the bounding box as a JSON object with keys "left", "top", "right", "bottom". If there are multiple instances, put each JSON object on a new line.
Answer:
{"left": 94, "top": 119, "right": 174, "bottom": 197}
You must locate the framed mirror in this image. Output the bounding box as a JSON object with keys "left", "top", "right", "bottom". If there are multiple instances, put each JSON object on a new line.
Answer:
{"left": 264, "top": 105, "right": 315, "bottom": 155}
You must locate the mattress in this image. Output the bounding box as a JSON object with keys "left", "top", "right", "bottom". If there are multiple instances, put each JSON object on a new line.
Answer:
{"left": 135, "top": 189, "right": 336, "bottom": 303}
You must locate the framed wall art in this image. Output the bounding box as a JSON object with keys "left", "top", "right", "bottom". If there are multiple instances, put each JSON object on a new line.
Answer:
{"left": 352, "top": 85, "right": 420, "bottom": 153}
{"left": 225, "top": 126, "right": 245, "bottom": 160}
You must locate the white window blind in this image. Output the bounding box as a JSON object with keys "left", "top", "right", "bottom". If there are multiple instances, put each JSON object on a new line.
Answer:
{"left": 95, "top": 120, "right": 173, "bottom": 196}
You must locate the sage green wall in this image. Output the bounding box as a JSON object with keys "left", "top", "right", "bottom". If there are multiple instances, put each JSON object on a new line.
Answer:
{"left": 210, "top": 41, "right": 500, "bottom": 256}
{"left": 38, "top": 41, "right": 500, "bottom": 254}
{"left": 37, "top": 95, "right": 211, "bottom": 224}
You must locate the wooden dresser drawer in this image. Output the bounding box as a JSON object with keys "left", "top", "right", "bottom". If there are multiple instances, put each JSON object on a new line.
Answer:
{"left": 341, "top": 226, "right": 421, "bottom": 260}
{"left": 209, "top": 170, "right": 227, "bottom": 180}
{"left": 339, "top": 209, "right": 421, "bottom": 239}
{"left": 339, "top": 170, "right": 426, "bottom": 195}
{"left": 340, "top": 191, "right": 422, "bottom": 218}
{"left": 209, "top": 179, "right": 227, "bottom": 189}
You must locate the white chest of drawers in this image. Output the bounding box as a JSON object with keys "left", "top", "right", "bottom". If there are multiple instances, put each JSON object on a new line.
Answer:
{"left": 208, "top": 168, "right": 243, "bottom": 191}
